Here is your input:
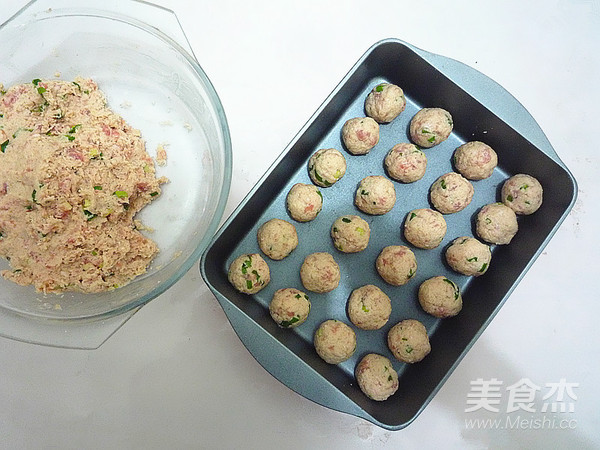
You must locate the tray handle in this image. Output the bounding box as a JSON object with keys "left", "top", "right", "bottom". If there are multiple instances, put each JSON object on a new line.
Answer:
{"left": 213, "top": 292, "right": 381, "bottom": 426}
{"left": 399, "top": 40, "right": 561, "bottom": 163}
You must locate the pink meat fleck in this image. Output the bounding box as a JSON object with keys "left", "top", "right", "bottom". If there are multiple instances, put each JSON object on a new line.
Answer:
{"left": 136, "top": 182, "right": 150, "bottom": 192}
{"left": 2, "top": 85, "right": 27, "bottom": 107}
{"left": 67, "top": 148, "right": 84, "bottom": 161}
{"left": 59, "top": 179, "right": 73, "bottom": 193}
{"left": 478, "top": 149, "right": 492, "bottom": 164}
{"left": 101, "top": 124, "right": 120, "bottom": 137}
{"left": 356, "top": 130, "right": 370, "bottom": 141}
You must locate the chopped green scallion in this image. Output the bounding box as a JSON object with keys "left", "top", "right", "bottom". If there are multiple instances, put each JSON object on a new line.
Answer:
{"left": 83, "top": 209, "right": 97, "bottom": 221}
{"left": 280, "top": 316, "right": 300, "bottom": 328}
{"left": 1, "top": 140, "right": 8, "bottom": 153}
{"left": 313, "top": 171, "right": 331, "bottom": 186}
{"left": 442, "top": 278, "right": 455, "bottom": 288}
{"left": 342, "top": 217, "right": 351, "bottom": 223}
{"left": 241, "top": 256, "right": 252, "bottom": 274}
{"left": 252, "top": 269, "right": 260, "bottom": 283}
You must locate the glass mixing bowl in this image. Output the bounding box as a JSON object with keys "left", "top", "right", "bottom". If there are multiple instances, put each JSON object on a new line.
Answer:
{"left": 0, "top": 0, "right": 232, "bottom": 348}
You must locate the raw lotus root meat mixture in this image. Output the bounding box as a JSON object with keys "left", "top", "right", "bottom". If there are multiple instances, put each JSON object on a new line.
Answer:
{"left": 0, "top": 77, "right": 167, "bottom": 293}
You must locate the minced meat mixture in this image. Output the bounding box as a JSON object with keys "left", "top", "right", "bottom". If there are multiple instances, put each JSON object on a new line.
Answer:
{"left": 0, "top": 77, "right": 167, "bottom": 293}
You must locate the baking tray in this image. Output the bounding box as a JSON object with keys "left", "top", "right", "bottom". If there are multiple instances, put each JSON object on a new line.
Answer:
{"left": 200, "top": 38, "right": 577, "bottom": 430}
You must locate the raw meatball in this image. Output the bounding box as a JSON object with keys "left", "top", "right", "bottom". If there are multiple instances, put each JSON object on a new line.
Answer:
{"left": 445, "top": 236, "right": 491, "bottom": 276}
{"left": 355, "top": 353, "right": 399, "bottom": 401}
{"left": 331, "top": 215, "right": 370, "bottom": 253}
{"left": 355, "top": 175, "right": 396, "bottom": 215}
{"left": 314, "top": 319, "right": 357, "bottom": 364}
{"left": 418, "top": 276, "right": 462, "bottom": 318}
{"left": 364, "top": 83, "right": 406, "bottom": 123}
{"left": 257, "top": 218, "right": 298, "bottom": 260}
{"left": 453, "top": 141, "right": 498, "bottom": 180}
{"left": 476, "top": 203, "right": 518, "bottom": 245}
{"left": 376, "top": 245, "right": 417, "bottom": 286}
{"left": 430, "top": 172, "right": 474, "bottom": 214}
{"left": 409, "top": 107, "right": 454, "bottom": 148}
{"left": 286, "top": 183, "right": 323, "bottom": 222}
{"left": 341, "top": 117, "right": 380, "bottom": 155}
{"left": 347, "top": 284, "right": 392, "bottom": 330}
{"left": 228, "top": 253, "right": 271, "bottom": 294}
{"left": 387, "top": 319, "right": 431, "bottom": 364}
{"left": 300, "top": 252, "right": 341, "bottom": 293}
{"left": 308, "top": 148, "right": 347, "bottom": 187}
{"left": 269, "top": 288, "right": 311, "bottom": 328}
{"left": 501, "top": 174, "right": 543, "bottom": 215}
{"left": 384, "top": 143, "right": 428, "bottom": 183}
{"left": 403, "top": 208, "right": 447, "bottom": 249}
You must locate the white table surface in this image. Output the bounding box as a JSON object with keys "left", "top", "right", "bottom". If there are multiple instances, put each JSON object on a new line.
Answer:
{"left": 1, "top": 1, "right": 598, "bottom": 448}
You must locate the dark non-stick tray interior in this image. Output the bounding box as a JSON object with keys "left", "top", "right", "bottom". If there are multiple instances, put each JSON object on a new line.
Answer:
{"left": 201, "top": 39, "right": 576, "bottom": 429}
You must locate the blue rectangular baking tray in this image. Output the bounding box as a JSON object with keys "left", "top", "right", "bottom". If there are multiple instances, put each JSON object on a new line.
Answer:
{"left": 200, "top": 38, "right": 577, "bottom": 430}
